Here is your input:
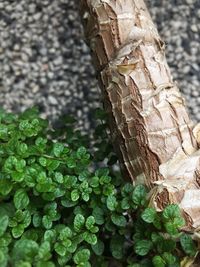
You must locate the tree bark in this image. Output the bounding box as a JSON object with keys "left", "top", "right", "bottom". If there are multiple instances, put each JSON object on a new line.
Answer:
{"left": 79, "top": 0, "right": 200, "bottom": 231}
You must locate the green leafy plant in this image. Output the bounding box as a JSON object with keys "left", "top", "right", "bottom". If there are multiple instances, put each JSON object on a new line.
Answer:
{"left": 0, "top": 107, "right": 198, "bottom": 267}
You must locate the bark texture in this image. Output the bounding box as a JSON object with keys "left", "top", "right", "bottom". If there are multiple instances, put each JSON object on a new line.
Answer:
{"left": 80, "top": 0, "right": 200, "bottom": 231}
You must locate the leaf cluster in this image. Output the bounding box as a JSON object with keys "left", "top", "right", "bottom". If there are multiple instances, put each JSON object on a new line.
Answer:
{"left": 0, "top": 107, "right": 197, "bottom": 267}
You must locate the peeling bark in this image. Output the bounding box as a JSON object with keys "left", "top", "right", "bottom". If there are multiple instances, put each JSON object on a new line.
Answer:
{"left": 80, "top": 0, "right": 200, "bottom": 231}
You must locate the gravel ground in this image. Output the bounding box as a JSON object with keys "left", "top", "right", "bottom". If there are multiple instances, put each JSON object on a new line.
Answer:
{"left": 0, "top": 0, "right": 199, "bottom": 133}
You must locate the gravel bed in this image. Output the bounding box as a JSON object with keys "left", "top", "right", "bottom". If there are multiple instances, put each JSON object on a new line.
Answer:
{"left": 0, "top": 0, "right": 199, "bottom": 133}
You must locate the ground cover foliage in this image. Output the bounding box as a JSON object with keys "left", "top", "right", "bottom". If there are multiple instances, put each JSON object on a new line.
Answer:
{"left": 0, "top": 107, "right": 198, "bottom": 267}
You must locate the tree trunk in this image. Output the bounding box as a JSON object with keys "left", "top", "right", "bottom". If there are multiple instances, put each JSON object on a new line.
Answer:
{"left": 79, "top": 0, "right": 200, "bottom": 231}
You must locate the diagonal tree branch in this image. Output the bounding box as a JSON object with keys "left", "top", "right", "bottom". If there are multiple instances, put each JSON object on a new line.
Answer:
{"left": 80, "top": 0, "right": 200, "bottom": 231}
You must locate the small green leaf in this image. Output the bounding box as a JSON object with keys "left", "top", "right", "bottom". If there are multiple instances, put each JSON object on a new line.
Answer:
{"left": 60, "top": 227, "right": 73, "bottom": 239}
{"left": 23, "top": 210, "right": 31, "bottom": 228}
{"left": 57, "top": 253, "right": 72, "bottom": 266}
{"left": 47, "top": 160, "right": 60, "bottom": 171}
{"left": 0, "top": 232, "right": 12, "bottom": 247}
{"left": 14, "top": 189, "right": 29, "bottom": 210}
{"left": 92, "top": 240, "right": 104, "bottom": 256}
{"left": 71, "top": 189, "right": 79, "bottom": 202}
{"left": 78, "top": 170, "right": 90, "bottom": 181}
{"left": 121, "top": 197, "right": 130, "bottom": 210}
{"left": 180, "top": 233, "right": 197, "bottom": 257}
{"left": 95, "top": 168, "right": 109, "bottom": 178}
{"left": 106, "top": 195, "right": 117, "bottom": 211}
{"left": 122, "top": 183, "right": 133, "bottom": 196}
{"left": 21, "top": 229, "right": 39, "bottom": 242}
{"left": 100, "top": 175, "right": 111, "bottom": 185}
{"left": 152, "top": 255, "right": 166, "bottom": 267}
{"left": 39, "top": 157, "right": 47, "bottom": 167}
{"left": 18, "top": 143, "right": 28, "bottom": 155}
{"left": 164, "top": 222, "right": 179, "bottom": 236}
{"left": 35, "top": 137, "right": 47, "bottom": 150}
{"left": 162, "top": 252, "right": 176, "bottom": 265}
{"left": 134, "top": 240, "right": 153, "bottom": 256}
{"left": 162, "top": 204, "right": 181, "bottom": 221}
{"left": 36, "top": 183, "right": 54, "bottom": 193}
{"left": 37, "top": 172, "right": 47, "bottom": 184}
{"left": 74, "top": 214, "right": 85, "bottom": 232}
{"left": 66, "top": 158, "right": 76, "bottom": 169}
{"left": 12, "top": 224, "right": 24, "bottom": 238}
{"left": 54, "top": 172, "right": 63, "bottom": 183}
{"left": 173, "top": 217, "right": 185, "bottom": 228}
{"left": 36, "top": 261, "right": 55, "bottom": 267}
{"left": 42, "top": 215, "right": 52, "bottom": 229}
{"left": 92, "top": 207, "right": 104, "bottom": 225}
{"left": 141, "top": 208, "right": 157, "bottom": 223}
{"left": 61, "top": 199, "right": 77, "bottom": 208}
{"left": 15, "top": 210, "right": 24, "bottom": 222}
{"left": 54, "top": 242, "right": 66, "bottom": 256}
{"left": 67, "top": 242, "right": 77, "bottom": 254}
{"left": 33, "top": 213, "right": 42, "bottom": 227}
{"left": 111, "top": 213, "right": 127, "bottom": 227}
{"left": 83, "top": 231, "right": 97, "bottom": 245}
{"left": 80, "top": 180, "right": 89, "bottom": 190}
{"left": 12, "top": 172, "right": 24, "bottom": 182}
{"left": 15, "top": 159, "right": 26, "bottom": 172}
{"left": 38, "top": 241, "right": 51, "bottom": 259}
{"left": 0, "top": 215, "right": 9, "bottom": 237}
{"left": 85, "top": 216, "right": 95, "bottom": 231}
{"left": 110, "top": 236, "right": 124, "bottom": 259}
{"left": 44, "top": 230, "right": 56, "bottom": 242}
{"left": 77, "top": 146, "right": 87, "bottom": 159}
{"left": 103, "top": 184, "right": 115, "bottom": 196}
{"left": 0, "top": 125, "right": 8, "bottom": 139}
{"left": 0, "top": 249, "right": 5, "bottom": 263}
{"left": 12, "top": 239, "right": 39, "bottom": 261}
{"left": 53, "top": 143, "right": 64, "bottom": 157}
{"left": 158, "top": 239, "right": 176, "bottom": 253}
{"left": 82, "top": 192, "right": 90, "bottom": 202}
{"left": 153, "top": 215, "right": 162, "bottom": 230}
{"left": 73, "top": 249, "right": 90, "bottom": 264}
{"left": 151, "top": 232, "right": 162, "bottom": 243}
{"left": 132, "top": 185, "right": 147, "bottom": 206}
{"left": 90, "top": 176, "right": 99, "bottom": 188}
{"left": 64, "top": 175, "right": 77, "bottom": 189}
{"left": 0, "top": 179, "right": 13, "bottom": 196}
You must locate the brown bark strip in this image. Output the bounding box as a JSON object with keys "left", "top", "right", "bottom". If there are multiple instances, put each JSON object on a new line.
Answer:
{"left": 80, "top": 0, "right": 200, "bottom": 230}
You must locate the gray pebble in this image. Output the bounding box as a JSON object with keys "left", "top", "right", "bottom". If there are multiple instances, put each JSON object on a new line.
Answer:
{"left": 185, "top": 0, "right": 196, "bottom": 4}
{"left": 0, "top": 0, "right": 199, "bottom": 139}
{"left": 191, "top": 25, "right": 198, "bottom": 32}
{"left": 48, "top": 96, "right": 58, "bottom": 105}
{"left": 33, "top": 13, "right": 42, "bottom": 21}
{"left": 53, "top": 56, "right": 63, "bottom": 66}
